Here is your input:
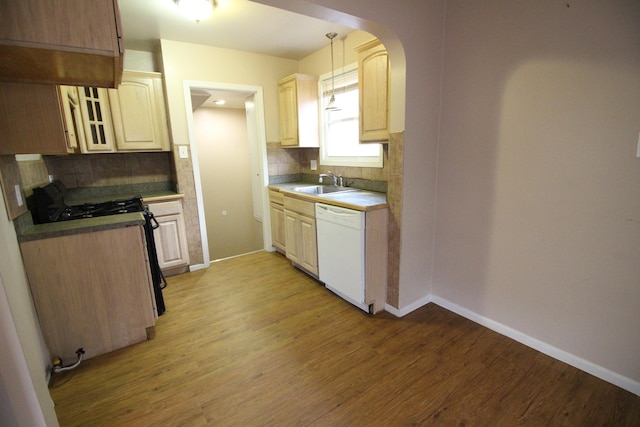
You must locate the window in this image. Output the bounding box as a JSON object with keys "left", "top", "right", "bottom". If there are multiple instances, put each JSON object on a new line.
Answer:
{"left": 319, "top": 64, "right": 383, "bottom": 168}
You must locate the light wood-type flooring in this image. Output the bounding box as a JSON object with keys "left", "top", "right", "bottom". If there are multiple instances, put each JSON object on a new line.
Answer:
{"left": 49, "top": 251, "right": 640, "bottom": 426}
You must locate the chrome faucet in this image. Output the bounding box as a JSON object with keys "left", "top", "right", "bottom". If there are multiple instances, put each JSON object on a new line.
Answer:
{"left": 319, "top": 171, "right": 338, "bottom": 186}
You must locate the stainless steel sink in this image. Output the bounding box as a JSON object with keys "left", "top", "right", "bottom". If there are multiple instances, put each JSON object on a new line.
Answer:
{"left": 293, "top": 185, "right": 358, "bottom": 195}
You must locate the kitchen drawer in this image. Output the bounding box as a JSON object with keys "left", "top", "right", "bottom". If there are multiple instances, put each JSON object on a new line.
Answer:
{"left": 147, "top": 200, "right": 181, "bottom": 216}
{"left": 284, "top": 196, "right": 315, "bottom": 217}
{"left": 269, "top": 190, "right": 284, "bottom": 205}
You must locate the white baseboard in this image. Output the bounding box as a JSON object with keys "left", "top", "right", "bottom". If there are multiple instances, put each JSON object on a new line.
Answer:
{"left": 188, "top": 263, "right": 209, "bottom": 272}
{"left": 430, "top": 295, "right": 640, "bottom": 396}
{"left": 384, "top": 294, "right": 431, "bottom": 317}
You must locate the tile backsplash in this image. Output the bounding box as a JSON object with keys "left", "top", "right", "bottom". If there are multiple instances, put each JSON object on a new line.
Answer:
{"left": 44, "top": 152, "right": 173, "bottom": 189}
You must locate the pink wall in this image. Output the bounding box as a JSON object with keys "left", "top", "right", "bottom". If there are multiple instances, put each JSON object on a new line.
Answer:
{"left": 434, "top": 0, "right": 640, "bottom": 385}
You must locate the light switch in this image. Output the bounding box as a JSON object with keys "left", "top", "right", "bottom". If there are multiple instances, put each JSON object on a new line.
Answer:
{"left": 14, "top": 185, "right": 23, "bottom": 207}
{"left": 310, "top": 160, "right": 317, "bottom": 170}
{"left": 636, "top": 132, "right": 640, "bottom": 158}
{"left": 179, "top": 145, "right": 189, "bottom": 159}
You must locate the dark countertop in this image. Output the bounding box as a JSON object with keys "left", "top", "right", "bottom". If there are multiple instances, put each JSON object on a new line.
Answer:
{"left": 17, "top": 213, "right": 146, "bottom": 243}
{"left": 268, "top": 182, "right": 388, "bottom": 211}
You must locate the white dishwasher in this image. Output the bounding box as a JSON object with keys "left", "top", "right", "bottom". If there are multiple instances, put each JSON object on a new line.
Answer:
{"left": 315, "top": 203, "right": 369, "bottom": 313}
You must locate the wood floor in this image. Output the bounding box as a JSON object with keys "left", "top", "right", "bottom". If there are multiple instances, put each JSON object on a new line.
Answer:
{"left": 49, "top": 251, "right": 640, "bottom": 426}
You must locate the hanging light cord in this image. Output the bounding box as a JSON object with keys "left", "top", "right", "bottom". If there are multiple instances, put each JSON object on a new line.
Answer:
{"left": 325, "top": 32, "right": 339, "bottom": 110}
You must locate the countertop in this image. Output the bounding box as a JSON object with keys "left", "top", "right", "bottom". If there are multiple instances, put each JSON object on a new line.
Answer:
{"left": 17, "top": 188, "right": 184, "bottom": 243}
{"left": 268, "top": 182, "right": 388, "bottom": 211}
{"left": 17, "top": 213, "right": 146, "bottom": 243}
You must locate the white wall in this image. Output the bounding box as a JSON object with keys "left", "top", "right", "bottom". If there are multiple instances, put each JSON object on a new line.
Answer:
{"left": 0, "top": 188, "right": 58, "bottom": 426}
{"left": 193, "top": 107, "right": 263, "bottom": 260}
{"left": 434, "top": 0, "right": 640, "bottom": 387}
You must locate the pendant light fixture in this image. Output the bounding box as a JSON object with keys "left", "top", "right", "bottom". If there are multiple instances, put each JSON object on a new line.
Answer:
{"left": 325, "top": 32, "right": 340, "bottom": 111}
{"left": 175, "top": 0, "right": 216, "bottom": 23}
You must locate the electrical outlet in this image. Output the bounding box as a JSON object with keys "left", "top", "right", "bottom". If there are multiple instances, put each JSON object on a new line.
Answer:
{"left": 179, "top": 145, "right": 189, "bottom": 159}
{"left": 636, "top": 132, "right": 640, "bottom": 158}
{"left": 310, "top": 160, "right": 317, "bottom": 170}
{"left": 14, "top": 185, "right": 23, "bottom": 207}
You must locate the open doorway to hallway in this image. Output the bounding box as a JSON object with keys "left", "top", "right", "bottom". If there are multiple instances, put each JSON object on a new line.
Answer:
{"left": 187, "top": 84, "right": 269, "bottom": 263}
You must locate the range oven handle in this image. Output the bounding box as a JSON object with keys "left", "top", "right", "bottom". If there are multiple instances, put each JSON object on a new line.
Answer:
{"left": 146, "top": 210, "right": 160, "bottom": 230}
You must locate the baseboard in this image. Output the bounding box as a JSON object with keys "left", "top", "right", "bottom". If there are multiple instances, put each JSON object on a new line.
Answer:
{"left": 385, "top": 294, "right": 432, "bottom": 317}
{"left": 430, "top": 295, "right": 640, "bottom": 396}
{"left": 188, "top": 263, "right": 209, "bottom": 272}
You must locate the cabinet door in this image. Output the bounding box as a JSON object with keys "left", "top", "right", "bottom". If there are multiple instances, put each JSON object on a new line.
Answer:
{"left": 270, "top": 202, "right": 286, "bottom": 251}
{"left": 109, "top": 73, "right": 169, "bottom": 151}
{"left": 154, "top": 212, "right": 190, "bottom": 270}
{"left": 278, "top": 78, "right": 298, "bottom": 146}
{"left": 0, "top": 83, "right": 70, "bottom": 155}
{"left": 299, "top": 215, "right": 318, "bottom": 276}
{"left": 358, "top": 41, "right": 390, "bottom": 143}
{"left": 58, "top": 86, "right": 85, "bottom": 153}
{"left": 0, "top": 0, "right": 123, "bottom": 87}
{"left": 77, "top": 86, "right": 115, "bottom": 152}
{"left": 284, "top": 210, "right": 300, "bottom": 264}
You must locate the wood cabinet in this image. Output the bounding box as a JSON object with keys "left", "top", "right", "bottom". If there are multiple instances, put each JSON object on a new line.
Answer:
{"left": 146, "top": 199, "right": 190, "bottom": 275}
{"left": 269, "top": 190, "right": 286, "bottom": 252}
{"left": 108, "top": 71, "right": 170, "bottom": 151}
{"left": 77, "top": 86, "right": 116, "bottom": 153}
{"left": 283, "top": 196, "right": 318, "bottom": 276}
{"left": 355, "top": 39, "right": 390, "bottom": 143}
{"left": 0, "top": 0, "right": 123, "bottom": 88}
{"left": 19, "top": 225, "right": 156, "bottom": 361}
{"left": 0, "top": 0, "right": 124, "bottom": 87}
{"left": 0, "top": 70, "right": 171, "bottom": 155}
{"left": 277, "top": 74, "right": 319, "bottom": 148}
{"left": 0, "top": 83, "right": 75, "bottom": 155}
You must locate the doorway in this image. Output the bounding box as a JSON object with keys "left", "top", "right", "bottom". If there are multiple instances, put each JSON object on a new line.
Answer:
{"left": 183, "top": 82, "right": 271, "bottom": 266}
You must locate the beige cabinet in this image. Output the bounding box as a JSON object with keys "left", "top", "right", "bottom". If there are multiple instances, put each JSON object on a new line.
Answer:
{"left": 283, "top": 196, "right": 318, "bottom": 276}
{"left": 0, "top": 0, "right": 123, "bottom": 87}
{"left": 0, "top": 83, "right": 75, "bottom": 155}
{"left": 277, "top": 74, "right": 319, "bottom": 148}
{"left": 355, "top": 39, "right": 390, "bottom": 143}
{"left": 77, "top": 86, "right": 116, "bottom": 153}
{"left": 19, "top": 225, "right": 156, "bottom": 361}
{"left": 147, "top": 199, "right": 190, "bottom": 275}
{"left": 108, "top": 71, "right": 170, "bottom": 151}
{"left": 269, "top": 190, "right": 286, "bottom": 252}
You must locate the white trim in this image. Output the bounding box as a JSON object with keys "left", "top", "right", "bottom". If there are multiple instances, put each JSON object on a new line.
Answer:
{"left": 318, "top": 63, "right": 383, "bottom": 168}
{"left": 188, "top": 262, "right": 209, "bottom": 272}
{"left": 182, "top": 81, "right": 272, "bottom": 268}
{"left": 430, "top": 295, "right": 640, "bottom": 396}
{"left": 384, "top": 294, "right": 431, "bottom": 317}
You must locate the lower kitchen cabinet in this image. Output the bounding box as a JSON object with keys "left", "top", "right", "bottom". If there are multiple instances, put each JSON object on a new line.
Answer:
{"left": 283, "top": 195, "right": 318, "bottom": 276}
{"left": 146, "top": 199, "right": 190, "bottom": 275}
{"left": 19, "top": 225, "right": 156, "bottom": 361}
{"left": 269, "top": 190, "right": 286, "bottom": 252}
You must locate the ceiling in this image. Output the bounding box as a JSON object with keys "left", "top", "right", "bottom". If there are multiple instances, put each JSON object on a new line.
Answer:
{"left": 119, "top": 0, "right": 355, "bottom": 109}
{"left": 119, "top": 0, "right": 355, "bottom": 60}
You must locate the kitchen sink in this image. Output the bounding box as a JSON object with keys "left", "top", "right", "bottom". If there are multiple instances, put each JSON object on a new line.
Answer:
{"left": 293, "top": 185, "right": 358, "bottom": 195}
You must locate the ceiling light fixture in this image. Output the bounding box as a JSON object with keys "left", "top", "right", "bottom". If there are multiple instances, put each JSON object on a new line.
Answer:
{"left": 175, "top": 0, "right": 216, "bottom": 23}
{"left": 325, "top": 32, "right": 340, "bottom": 111}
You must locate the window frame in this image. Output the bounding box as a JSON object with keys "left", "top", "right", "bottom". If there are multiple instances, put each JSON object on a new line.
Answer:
{"left": 318, "top": 63, "right": 383, "bottom": 168}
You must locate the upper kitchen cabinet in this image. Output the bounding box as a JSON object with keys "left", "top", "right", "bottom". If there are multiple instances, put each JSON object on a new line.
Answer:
{"left": 0, "top": 82, "right": 75, "bottom": 155}
{"left": 0, "top": 0, "right": 123, "bottom": 88}
{"left": 278, "top": 74, "right": 319, "bottom": 148}
{"left": 355, "top": 39, "right": 390, "bottom": 143}
{"left": 108, "top": 71, "right": 171, "bottom": 152}
{"left": 77, "top": 86, "right": 117, "bottom": 153}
